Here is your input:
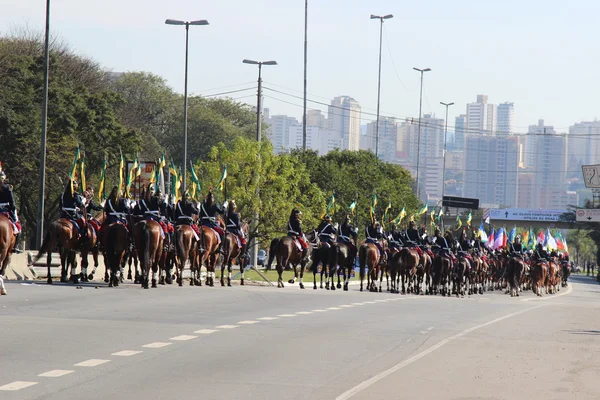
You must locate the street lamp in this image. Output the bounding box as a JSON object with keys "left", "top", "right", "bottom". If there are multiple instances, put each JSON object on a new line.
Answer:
{"left": 36, "top": 0, "right": 51, "bottom": 249}
{"left": 302, "top": 0, "right": 308, "bottom": 150}
{"left": 440, "top": 101, "right": 454, "bottom": 231}
{"left": 371, "top": 14, "right": 393, "bottom": 158}
{"left": 413, "top": 67, "right": 431, "bottom": 202}
{"left": 243, "top": 59, "right": 277, "bottom": 268}
{"left": 165, "top": 18, "right": 209, "bottom": 196}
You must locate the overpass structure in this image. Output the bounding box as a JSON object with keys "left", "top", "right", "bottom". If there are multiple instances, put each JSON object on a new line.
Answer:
{"left": 437, "top": 208, "right": 578, "bottom": 231}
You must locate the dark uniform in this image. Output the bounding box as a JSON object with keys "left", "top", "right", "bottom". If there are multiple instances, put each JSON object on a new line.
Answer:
{"left": 316, "top": 216, "right": 336, "bottom": 247}
{"left": 388, "top": 224, "right": 404, "bottom": 249}
{"left": 337, "top": 216, "right": 358, "bottom": 246}
{"left": 0, "top": 173, "right": 22, "bottom": 253}
{"left": 406, "top": 222, "right": 420, "bottom": 245}
{"left": 534, "top": 244, "right": 548, "bottom": 261}
{"left": 103, "top": 196, "right": 129, "bottom": 225}
{"left": 200, "top": 192, "right": 225, "bottom": 254}
{"left": 226, "top": 201, "right": 248, "bottom": 259}
{"left": 175, "top": 199, "right": 199, "bottom": 226}
{"left": 288, "top": 209, "right": 308, "bottom": 258}
{"left": 60, "top": 181, "right": 88, "bottom": 242}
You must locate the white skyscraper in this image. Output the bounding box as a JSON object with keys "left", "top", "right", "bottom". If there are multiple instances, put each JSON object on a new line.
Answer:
{"left": 497, "top": 102, "right": 515, "bottom": 136}
{"left": 287, "top": 125, "right": 342, "bottom": 155}
{"left": 466, "top": 95, "right": 496, "bottom": 135}
{"left": 328, "top": 96, "right": 361, "bottom": 151}
{"left": 567, "top": 121, "right": 600, "bottom": 174}
{"left": 265, "top": 115, "right": 300, "bottom": 154}
{"left": 366, "top": 117, "right": 398, "bottom": 163}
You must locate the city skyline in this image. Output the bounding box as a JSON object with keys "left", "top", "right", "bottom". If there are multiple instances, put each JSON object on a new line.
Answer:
{"left": 4, "top": 0, "right": 600, "bottom": 133}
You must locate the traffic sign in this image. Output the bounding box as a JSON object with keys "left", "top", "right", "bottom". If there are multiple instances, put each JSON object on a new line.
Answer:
{"left": 489, "top": 208, "right": 566, "bottom": 222}
{"left": 575, "top": 209, "right": 600, "bottom": 222}
{"left": 442, "top": 196, "right": 479, "bottom": 210}
{"left": 582, "top": 164, "right": 600, "bottom": 188}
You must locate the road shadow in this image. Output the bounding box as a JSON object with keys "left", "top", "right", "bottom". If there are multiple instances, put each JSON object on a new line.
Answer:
{"left": 565, "top": 330, "right": 600, "bottom": 336}
{"left": 7, "top": 279, "right": 110, "bottom": 288}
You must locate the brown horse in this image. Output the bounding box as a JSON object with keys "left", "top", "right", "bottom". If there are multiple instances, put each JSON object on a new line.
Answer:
{"left": 0, "top": 214, "right": 16, "bottom": 295}
{"left": 431, "top": 253, "right": 452, "bottom": 296}
{"left": 267, "top": 230, "right": 316, "bottom": 289}
{"left": 134, "top": 219, "right": 163, "bottom": 289}
{"left": 505, "top": 256, "right": 525, "bottom": 297}
{"left": 398, "top": 247, "right": 420, "bottom": 294}
{"left": 196, "top": 221, "right": 225, "bottom": 287}
{"left": 104, "top": 222, "right": 129, "bottom": 287}
{"left": 418, "top": 250, "right": 433, "bottom": 295}
{"left": 358, "top": 242, "right": 381, "bottom": 292}
{"left": 468, "top": 254, "right": 483, "bottom": 295}
{"left": 34, "top": 218, "right": 96, "bottom": 284}
{"left": 220, "top": 221, "right": 248, "bottom": 287}
{"left": 175, "top": 224, "right": 197, "bottom": 287}
{"left": 546, "top": 260, "right": 560, "bottom": 294}
{"left": 530, "top": 261, "right": 548, "bottom": 296}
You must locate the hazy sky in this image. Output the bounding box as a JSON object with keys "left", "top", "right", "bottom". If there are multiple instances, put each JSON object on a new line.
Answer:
{"left": 3, "top": 0, "right": 599, "bottom": 133}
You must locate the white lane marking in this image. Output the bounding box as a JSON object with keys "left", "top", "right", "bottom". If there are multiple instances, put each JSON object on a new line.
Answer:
{"left": 363, "top": 301, "right": 377, "bottom": 304}
{"left": 74, "top": 359, "right": 110, "bottom": 367}
{"left": 374, "top": 299, "right": 388, "bottom": 303}
{"left": 216, "top": 325, "right": 239, "bottom": 329}
{"left": 522, "top": 283, "right": 573, "bottom": 302}
{"left": 142, "top": 342, "right": 172, "bottom": 348}
{"left": 335, "top": 305, "right": 543, "bottom": 400}
{"left": 237, "top": 320, "right": 259, "bottom": 324}
{"left": 340, "top": 305, "right": 354, "bottom": 308}
{"left": 312, "top": 309, "right": 327, "bottom": 312}
{"left": 38, "top": 369, "right": 74, "bottom": 378}
{"left": 112, "top": 350, "right": 143, "bottom": 357}
{"left": 170, "top": 335, "right": 198, "bottom": 341}
{"left": 327, "top": 307, "right": 342, "bottom": 310}
{"left": 0, "top": 381, "right": 38, "bottom": 391}
{"left": 296, "top": 311, "right": 313, "bottom": 315}
{"left": 427, "top": 327, "right": 433, "bottom": 331}
{"left": 195, "top": 329, "right": 218, "bottom": 334}
{"left": 278, "top": 314, "right": 296, "bottom": 318}
{"left": 257, "top": 317, "right": 278, "bottom": 321}
{"left": 352, "top": 302, "right": 365, "bottom": 306}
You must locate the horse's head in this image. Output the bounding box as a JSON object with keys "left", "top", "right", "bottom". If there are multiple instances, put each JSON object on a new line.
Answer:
{"left": 215, "top": 214, "right": 225, "bottom": 228}
{"left": 305, "top": 229, "right": 319, "bottom": 246}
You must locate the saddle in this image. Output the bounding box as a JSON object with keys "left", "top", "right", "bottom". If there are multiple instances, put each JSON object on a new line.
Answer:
{"left": 293, "top": 238, "right": 302, "bottom": 252}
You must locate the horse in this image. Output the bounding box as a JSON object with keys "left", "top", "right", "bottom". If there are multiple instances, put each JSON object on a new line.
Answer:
{"left": 268, "top": 230, "right": 316, "bottom": 289}
{"left": 431, "top": 251, "right": 452, "bottom": 296}
{"left": 34, "top": 218, "right": 96, "bottom": 284}
{"left": 561, "top": 260, "right": 571, "bottom": 287}
{"left": 174, "top": 224, "right": 197, "bottom": 287}
{"left": 82, "top": 212, "right": 103, "bottom": 282}
{"left": 505, "top": 256, "right": 525, "bottom": 297}
{"left": 134, "top": 219, "right": 163, "bottom": 289}
{"left": 468, "top": 253, "right": 483, "bottom": 295}
{"left": 453, "top": 252, "right": 470, "bottom": 297}
{"left": 334, "top": 241, "right": 357, "bottom": 291}
{"left": 546, "top": 260, "right": 560, "bottom": 294}
{"left": 104, "top": 221, "right": 129, "bottom": 287}
{"left": 358, "top": 242, "right": 381, "bottom": 292}
{"left": 530, "top": 261, "right": 548, "bottom": 297}
{"left": 220, "top": 221, "right": 249, "bottom": 287}
{"left": 0, "top": 214, "right": 16, "bottom": 295}
{"left": 196, "top": 216, "right": 226, "bottom": 287}
{"left": 310, "top": 239, "right": 335, "bottom": 290}
{"left": 398, "top": 247, "right": 420, "bottom": 294}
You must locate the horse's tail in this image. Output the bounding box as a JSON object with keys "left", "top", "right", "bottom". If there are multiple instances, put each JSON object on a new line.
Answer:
{"left": 106, "top": 225, "right": 116, "bottom": 272}
{"left": 267, "top": 238, "right": 279, "bottom": 270}
{"left": 138, "top": 221, "right": 152, "bottom": 272}
{"left": 359, "top": 245, "right": 367, "bottom": 279}
{"left": 33, "top": 221, "right": 58, "bottom": 263}
{"left": 176, "top": 227, "right": 187, "bottom": 263}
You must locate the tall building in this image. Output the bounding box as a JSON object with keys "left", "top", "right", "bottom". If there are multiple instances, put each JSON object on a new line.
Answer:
{"left": 288, "top": 125, "right": 342, "bottom": 154}
{"left": 466, "top": 95, "right": 497, "bottom": 135}
{"left": 265, "top": 115, "right": 300, "bottom": 154}
{"left": 497, "top": 102, "right": 514, "bottom": 136}
{"left": 328, "top": 96, "right": 361, "bottom": 151}
{"left": 454, "top": 114, "right": 467, "bottom": 151}
{"left": 567, "top": 121, "right": 600, "bottom": 176}
{"left": 306, "top": 109, "right": 328, "bottom": 129}
{"left": 463, "top": 135, "right": 520, "bottom": 207}
{"left": 366, "top": 117, "right": 398, "bottom": 163}
{"left": 522, "top": 119, "right": 556, "bottom": 170}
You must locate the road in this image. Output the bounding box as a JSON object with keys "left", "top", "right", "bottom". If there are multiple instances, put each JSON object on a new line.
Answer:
{"left": 1, "top": 276, "right": 599, "bottom": 400}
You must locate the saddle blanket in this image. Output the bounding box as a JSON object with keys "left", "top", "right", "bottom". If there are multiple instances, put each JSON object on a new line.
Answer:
{"left": 0, "top": 212, "right": 20, "bottom": 234}
{"left": 209, "top": 227, "right": 221, "bottom": 244}
{"left": 293, "top": 238, "right": 302, "bottom": 251}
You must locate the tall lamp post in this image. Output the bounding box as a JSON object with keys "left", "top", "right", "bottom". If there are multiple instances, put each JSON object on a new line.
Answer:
{"left": 36, "top": 0, "right": 51, "bottom": 249}
{"left": 371, "top": 14, "right": 393, "bottom": 158}
{"left": 243, "top": 59, "right": 277, "bottom": 267}
{"left": 165, "top": 18, "right": 209, "bottom": 196}
{"left": 440, "top": 101, "right": 454, "bottom": 231}
{"left": 413, "top": 67, "right": 431, "bottom": 202}
{"left": 302, "top": 0, "right": 308, "bottom": 150}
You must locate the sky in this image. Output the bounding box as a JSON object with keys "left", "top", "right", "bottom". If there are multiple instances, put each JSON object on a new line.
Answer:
{"left": 3, "top": 0, "right": 600, "bottom": 133}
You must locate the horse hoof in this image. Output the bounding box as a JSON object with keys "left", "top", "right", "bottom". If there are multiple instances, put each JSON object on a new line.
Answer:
{"left": 288, "top": 279, "right": 295, "bottom": 284}
{"left": 1, "top": 288, "right": 7, "bottom": 295}
{"left": 71, "top": 276, "right": 79, "bottom": 284}
{"left": 127, "top": 273, "right": 132, "bottom": 280}
{"left": 166, "top": 276, "right": 173, "bottom": 285}
{"left": 337, "top": 283, "right": 342, "bottom": 289}
{"left": 331, "top": 286, "right": 336, "bottom": 291}
{"left": 344, "top": 286, "right": 348, "bottom": 291}
{"left": 378, "top": 288, "right": 382, "bottom": 293}
{"left": 240, "top": 279, "right": 245, "bottom": 286}
{"left": 47, "top": 278, "right": 53, "bottom": 285}
{"left": 228, "top": 283, "right": 232, "bottom": 287}
{"left": 88, "top": 274, "right": 94, "bottom": 281}
{"left": 221, "top": 280, "right": 225, "bottom": 287}
{"left": 313, "top": 285, "right": 317, "bottom": 290}
{"left": 60, "top": 276, "right": 67, "bottom": 283}
{"left": 151, "top": 279, "right": 157, "bottom": 288}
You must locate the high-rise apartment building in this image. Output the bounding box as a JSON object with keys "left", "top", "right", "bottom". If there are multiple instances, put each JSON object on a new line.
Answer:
{"left": 497, "top": 102, "right": 514, "bottom": 136}
{"left": 306, "top": 109, "right": 328, "bottom": 129}
{"left": 454, "top": 114, "right": 467, "bottom": 151}
{"left": 328, "top": 96, "right": 361, "bottom": 151}
{"left": 288, "top": 125, "right": 342, "bottom": 155}
{"left": 265, "top": 114, "right": 300, "bottom": 154}
{"left": 366, "top": 117, "right": 399, "bottom": 163}
{"left": 466, "top": 95, "right": 497, "bottom": 135}
{"left": 567, "top": 121, "right": 600, "bottom": 175}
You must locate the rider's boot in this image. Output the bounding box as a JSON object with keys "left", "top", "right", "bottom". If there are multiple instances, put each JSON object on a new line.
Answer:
{"left": 12, "top": 232, "right": 23, "bottom": 254}
{"left": 217, "top": 234, "right": 225, "bottom": 255}
{"left": 301, "top": 247, "right": 308, "bottom": 260}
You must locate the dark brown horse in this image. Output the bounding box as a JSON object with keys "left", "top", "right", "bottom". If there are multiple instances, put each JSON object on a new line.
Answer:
{"left": 34, "top": 218, "right": 96, "bottom": 284}
{"left": 104, "top": 222, "right": 129, "bottom": 287}
{"left": 0, "top": 214, "right": 16, "bottom": 295}
{"left": 175, "top": 224, "right": 197, "bottom": 287}
{"left": 134, "top": 219, "right": 163, "bottom": 289}
{"left": 431, "top": 253, "right": 452, "bottom": 296}
{"left": 358, "top": 242, "right": 381, "bottom": 292}
{"left": 196, "top": 219, "right": 225, "bottom": 287}
{"left": 267, "top": 230, "right": 316, "bottom": 289}
{"left": 398, "top": 247, "right": 420, "bottom": 294}
{"left": 530, "top": 261, "right": 548, "bottom": 296}
{"left": 334, "top": 241, "right": 357, "bottom": 291}
{"left": 220, "top": 221, "right": 248, "bottom": 287}
{"left": 505, "top": 256, "right": 525, "bottom": 297}
{"left": 418, "top": 250, "right": 432, "bottom": 295}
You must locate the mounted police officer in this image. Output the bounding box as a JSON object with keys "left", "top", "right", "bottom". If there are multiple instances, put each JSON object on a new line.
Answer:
{"left": 103, "top": 186, "right": 129, "bottom": 225}
{"left": 200, "top": 190, "right": 225, "bottom": 254}
{"left": 0, "top": 168, "right": 22, "bottom": 253}
{"left": 510, "top": 235, "right": 523, "bottom": 258}
{"left": 534, "top": 243, "right": 548, "bottom": 261}
{"left": 83, "top": 186, "right": 103, "bottom": 235}
{"left": 288, "top": 208, "right": 308, "bottom": 260}
{"left": 338, "top": 214, "right": 358, "bottom": 249}
{"left": 388, "top": 223, "right": 404, "bottom": 250}
{"left": 316, "top": 215, "right": 336, "bottom": 248}
{"left": 365, "top": 219, "right": 385, "bottom": 264}
{"left": 225, "top": 200, "right": 248, "bottom": 259}
{"left": 406, "top": 220, "right": 420, "bottom": 245}
{"left": 175, "top": 192, "right": 199, "bottom": 244}
{"left": 60, "top": 179, "right": 88, "bottom": 245}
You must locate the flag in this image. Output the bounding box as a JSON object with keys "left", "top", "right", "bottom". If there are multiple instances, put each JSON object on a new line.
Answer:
{"left": 563, "top": 235, "right": 569, "bottom": 253}
{"left": 436, "top": 207, "right": 444, "bottom": 222}
{"left": 393, "top": 207, "right": 407, "bottom": 224}
{"left": 466, "top": 212, "right": 472, "bottom": 226}
{"left": 417, "top": 204, "right": 427, "bottom": 215}
{"left": 383, "top": 201, "right": 392, "bottom": 224}
{"left": 176, "top": 169, "right": 182, "bottom": 201}
{"left": 348, "top": 200, "right": 357, "bottom": 215}
{"left": 98, "top": 157, "right": 107, "bottom": 202}
{"left": 170, "top": 161, "right": 178, "bottom": 198}
{"left": 494, "top": 227, "right": 505, "bottom": 250}
{"left": 507, "top": 226, "right": 517, "bottom": 244}
{"left": 118, "top": 150, "right": 124, "bottom": 195}
{"left": 68, "top": 147, "right": 81, "bottom": 193}
{"left": 79, "top": 156, "right": 87, "bottom": 193}
{"left": 478, "top": 223, "right": 488, "bottom": 243}
{"left": 456, "top": 215, "right": 462, "bottom": 229}
{"left": 537, "top": 229, "right": 545, "bottom": 245}
{"left": 487, "top": 228, "right": 495, "bottom": 248}
{"left": 430, "top": 209, "right": 435, "bottom": 223}
{"left": 521, "top": 229, "right": 529, "bottom": 250}
{"left": 125, "top": 156, "right": 138, "bottom": 198}
{"left": 159, "top": 153, "right": 166, "bottom": 170}
{"left": 327, "top": 193, "right": 336, "bottom": 214}
{"left": 528, "top": 227, "right": 535, "bottom": 249}
{"left": 484, "top": 216, "right": 490, "bottom": 224}
{"left": 370, "top": 194, "right": 378, "bottom": 222}
{"left": 555, "top": 231, "right": 566, "bottom": 251}
{"left": 545, "top": 228, "right": 557, "bottom": 251}
{"left": 502, "top": 227, "right": 508, "bottom": 249}
{"left": 217, "top": 166, "right": 228, "bottom": 192}
{"left": 190, "top": 163, "right": 201, "bottom": 200}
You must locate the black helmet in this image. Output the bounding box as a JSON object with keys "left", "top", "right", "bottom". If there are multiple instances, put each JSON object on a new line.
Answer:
{"left": 324, "top": 215, "right": 332, "bottom": 222}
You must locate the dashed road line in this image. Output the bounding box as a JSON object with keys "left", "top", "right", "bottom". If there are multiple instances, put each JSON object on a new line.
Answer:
{"left": 112, "top": 350, "right": 143, "bottom": 357}
{"left": 142, "top": 342, "right": 172, "bottom": 349}
{"left": 363, "top": 301, "right": 377, "bottom": 304}
{"left": 340, "top": 304, "right": 354, "bottom": 308}
{"left": 352, "top": 302, "right": 365, "bottom": 306}
{"left": 237, "top": 320, "right": 259, "bottom": 325}
{"left": 170, "top": 335, "right": 198, "bottom": 341}
{"left": 195, "top": 329, "right": 218, "bottom": 334}
{"left": 296, "top": 311, "right": 313, "bottom": 315}
{"left": 327, "top": 307, "right": 342, "bottom": 310}
{"left": 0, "top": 381, "right": 38, "bottom": 391}
{"left": 74, "top": 359, "right": 110, "bottom": 367}
{"left": 257, "top": 317, "right": 278, "bottom": 321}
{"left": 216, "top": 325, "right": 239, "bottom": 329}
{"left": 278, "top": 314, "right": 296, "bottom": 318}
{"left": 38, "top": 370, "right": 74, "bottom": 378}
{"left": 312, "top": 309, "right": 327, "bottom": 312}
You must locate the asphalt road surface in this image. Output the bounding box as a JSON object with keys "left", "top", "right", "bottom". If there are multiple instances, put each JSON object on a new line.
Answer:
{"left": 1, "top": 276, "right": 599, "bottom": 400}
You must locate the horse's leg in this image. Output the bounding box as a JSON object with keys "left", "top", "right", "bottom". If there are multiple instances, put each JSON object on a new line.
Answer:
{"left": 220, "top": 254, "right": 227, "bottom": 287}
{"left": 313, "top": 261, "right": 318, "bottom": 290}
{"left": 277, "top": 259, "right": 284, "bottom": 288}
{"left": 227, "top": 257, "right": 233, "bottom": 287}
{"left": 47, "top": 247, "right": 53, "bottom": 285}
{"left": 127, "top": 250, "right": 133, "bottom": 280}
